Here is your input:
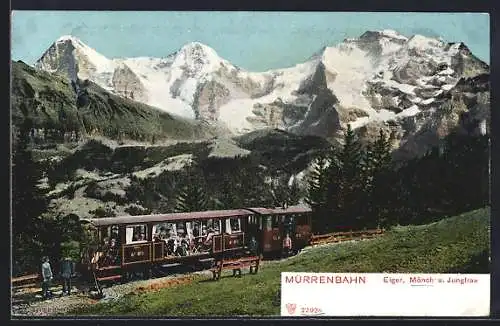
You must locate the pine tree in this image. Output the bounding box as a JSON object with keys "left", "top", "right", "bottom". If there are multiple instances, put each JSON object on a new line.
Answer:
{"left": 306, "top": 154, "right": 331, "bottom": 232}
{"left": 337, "top": 124, "right": 364, "bottom": 229}
{"left": 218, "top": 176, "right": 243, "bottom": 209}
{"left": 287, "top": 176, "right": 302, "bottom": 206}
{"left": 12, "top": 122, "right": 48, "bottom": 273}
{"left": 367, "top": 130, "right": 393, "bottom": 228}
{"left": 174, "top": 165, "right": 208, "bottom": 212}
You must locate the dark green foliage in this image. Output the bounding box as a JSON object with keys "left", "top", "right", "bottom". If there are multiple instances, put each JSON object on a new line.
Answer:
{"left": 391, "top": 131, "right": 490, "bottom": 225}
{"left": 335, "top": 125, "right": 365, "bottom": 228}
{"left": 270, "top": 175, "right": 300, "bottom": 208}
{"left": 89, "top": 206, "right": 116, "bottom": 218}
{"left": 216, "top": 175, "right": 245, "bottom": 209}
{"left": 12, "top": 123, "right": 49, "bottom": 274}
{"left": 60, "top": 241, "right": 81, "bottom": 261}
{"left": 306, "top": 154, "right": 331, "bottom": 231}
{"left": 174, "top": 164, "right": 209, "bottom": 212}
{"left": 12, "top": 165, "right": 87, "bottom": 277}
{"left": 124, "top": 204, "right": 152, "bottom": 216}
{"left": 306, "top": 123, "right": 489, "bottom": 233}
{"left": 235, "top": 128, "right": 331, "bottom": 174}
{"left": 362, "top": 130, "right": 393, "bottom": 228}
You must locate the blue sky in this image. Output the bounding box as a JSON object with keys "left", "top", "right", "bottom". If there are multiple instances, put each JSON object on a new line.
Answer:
{"left": 11, "top": 11, "right": 489, "bottom": 71}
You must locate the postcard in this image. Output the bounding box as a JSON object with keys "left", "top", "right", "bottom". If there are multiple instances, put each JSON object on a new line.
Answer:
{"left": 10, "top": 11, "right": 490, "bottom": 318}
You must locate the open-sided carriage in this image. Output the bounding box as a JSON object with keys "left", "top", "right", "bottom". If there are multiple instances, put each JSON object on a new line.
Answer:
{"left": 78, "top": 205, "right": 312, "bottom": 285}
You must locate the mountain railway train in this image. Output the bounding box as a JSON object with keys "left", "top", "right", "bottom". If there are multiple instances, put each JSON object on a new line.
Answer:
{"left": 78, "top": 205, "right": 313, "bottom": 285}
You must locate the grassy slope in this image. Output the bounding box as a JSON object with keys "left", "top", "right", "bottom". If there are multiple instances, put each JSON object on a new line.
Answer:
{"left": 11, "top": 61, "right": 215, "bottom": 141}
{"left": 72, "top": 207, "right": 490, "bottom": 317}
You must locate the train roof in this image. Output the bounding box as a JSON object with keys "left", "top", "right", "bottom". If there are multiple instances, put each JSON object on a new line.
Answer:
{"left": 83, "top": 205, "right": 312, "bottom": 227}
{"left": 245, "top": 205, "right": 312, "bottom": 215}
{"left": 84, "top": 209, "right": 252, "bottom": 227}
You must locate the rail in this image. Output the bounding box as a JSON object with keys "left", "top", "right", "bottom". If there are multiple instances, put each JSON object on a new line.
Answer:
{"left": 309, "top": 229, "right": 385, "bottom": 246}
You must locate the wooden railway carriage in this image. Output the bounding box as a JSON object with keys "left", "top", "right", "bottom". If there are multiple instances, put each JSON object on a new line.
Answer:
{"left": 246, "top": 206, "right": 312, "bottom": 255}
{"left": 80, "top": 205, "right": 312, "bottom": 283}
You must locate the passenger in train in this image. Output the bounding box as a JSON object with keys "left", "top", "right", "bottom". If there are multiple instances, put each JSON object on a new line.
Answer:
{"left": 177, "top": 232, "right": 189, "bottom": 256}
{"left": 98, "top": 237, "right": 111, "bottom": 265}
{"left": 159, "top": 227, "right": 167, "bottom": 239}
{"left": 108, "top": 238, "right": 120, "bottom": 265}
{"left": 186, "top": 229, "right": 196, "bottom": 254}
{"left": 248, "top": 236, "right": 258, "bottom": 255}
{"left": 193, "top": 225, "right": 200, "bottom": 238}
{"left": 102, "top": 237, "right": 110, "bottom": 250}
{"left": 202, "top": 228, "right": 215, "bottom": 251}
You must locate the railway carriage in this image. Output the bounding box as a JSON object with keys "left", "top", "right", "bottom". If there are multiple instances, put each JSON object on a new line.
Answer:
{"left": 79, "top": 205, "right": 312, "bottom": 283}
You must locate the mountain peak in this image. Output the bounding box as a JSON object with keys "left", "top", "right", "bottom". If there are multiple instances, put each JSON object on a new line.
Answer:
{"left": 56, "top": 35, "right": 81, "bottom": 43}
{"left": 37, "top": 35, "right": 114, "bottom": 81}
{"left": 359, "top": 30, "right": 408, "bottom": 42}
{"left": 177, "top": 41, "right": 220, "bottom": 59}
{"left": 54, "top": 35, "right": 91, "bottom": 49}
{"left": 171, "top": 41, "right": 224, "bottom": 74}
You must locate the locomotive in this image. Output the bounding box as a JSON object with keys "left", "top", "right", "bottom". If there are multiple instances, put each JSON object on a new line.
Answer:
{"left": 78, "top": 205, "right": 313, "bottom": 283}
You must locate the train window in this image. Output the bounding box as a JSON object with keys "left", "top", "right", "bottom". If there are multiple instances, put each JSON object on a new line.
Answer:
{"left": 214, "top": 220, "right": 222, "bottom": 234}
{"left": 191, "top": 221, "right": 202, "bottom": 237}
{"left": 201, "top": 219, "right": 221, "bottom": 235}
{"left": 225, "top": 219, "right": 232, "bottom": 234}
{"left": 100, "top": 226, "right": 113, "bottom": 244}
{"left": 152, "top": 222, "right": 174, "bottom": 240}
{"left": 176, "top": 222, "right": 186, "bottom": 237}
{"left": 230, "top": 217, "right": 242, "bottom": 233}
{"left": 125, "top": 224, "right": 148, "bottom": 244}
{"left": 185, "top": 222, "right": 195, "bottom": 241}
{"left": 265, "top": 216, "right": 272, "bottom": 231}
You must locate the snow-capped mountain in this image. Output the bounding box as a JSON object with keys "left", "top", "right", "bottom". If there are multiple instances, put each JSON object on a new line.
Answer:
{"left": 35, "top": 30, "right": 489, "bottom": 155}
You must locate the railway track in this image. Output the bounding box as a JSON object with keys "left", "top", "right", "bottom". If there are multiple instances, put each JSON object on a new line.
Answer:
{"left": 309, "top": 229, "right": 385, "bottom": 246}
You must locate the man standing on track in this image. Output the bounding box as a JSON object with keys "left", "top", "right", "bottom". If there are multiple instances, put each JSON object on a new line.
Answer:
{"left": 282, "top": 233, "right": 293, "bottom": 258}
{"left": 41, "top": 256, "right": 53, "bottom": 300}
{"left": 60, "top": 256, "right": 75, "bottom": 296}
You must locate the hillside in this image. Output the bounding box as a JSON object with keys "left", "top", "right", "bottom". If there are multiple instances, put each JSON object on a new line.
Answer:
{"left": 70, "top": 207, "right": 490, "bottom": 317}
{"left": 11, "top": 60, "right": 217, "bottom": 143}
{"left": 235, "top": 128, "right": 332, "bottom": 174}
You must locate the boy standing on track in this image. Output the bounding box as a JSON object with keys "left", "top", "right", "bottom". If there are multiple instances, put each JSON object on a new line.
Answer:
{"left": 41, "top": 256, "right": 53, "bottom": 300}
